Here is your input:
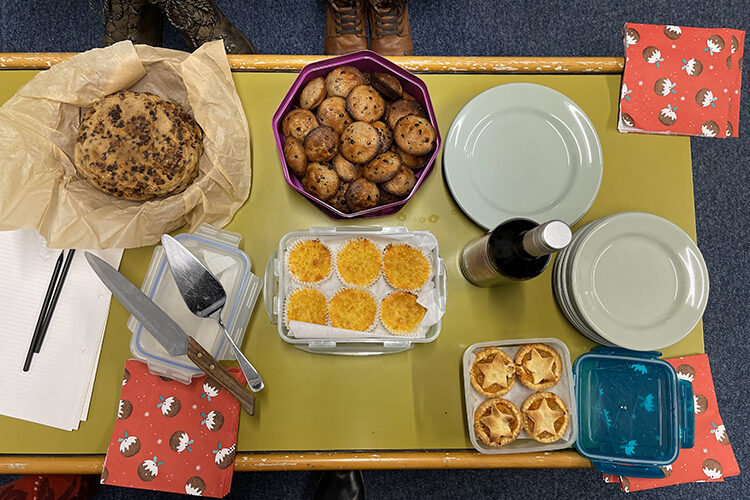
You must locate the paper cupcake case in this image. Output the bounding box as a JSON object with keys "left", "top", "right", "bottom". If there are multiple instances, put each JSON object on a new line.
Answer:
{"left": 381, "top": 243, "right": 433, "bottom": 294}
{"left": 285, "top": 238, "right": 334, "bottom": 286}
{"left": 462, "top": 338, "right": 578, "bottom": 454}
{"left": 263, "top": 226, "right": 447, "bottom": 355}
{"left": 327, "top": 287, "right": 379, "bottom": 333}
{"left": 283, "top": 286, "right": 330, "bottom": 329}
{"left": 333, "top": 237, "right": 384, "bottom": 288}
{"left": 379, "top": 291, "right": 429, "bottom": 337}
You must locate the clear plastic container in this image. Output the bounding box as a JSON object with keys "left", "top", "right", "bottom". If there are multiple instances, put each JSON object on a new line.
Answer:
{"left": 263, "top": 226, "right": 447, "bottom": 355}
{"left": 127, "top": 224, "right": 262, "bottom": 383}
{"left": 462, "top": 338, "right": 578, "bottom": 454}
{"left": 574, "top": 347, "right": 694, "bottom": 478}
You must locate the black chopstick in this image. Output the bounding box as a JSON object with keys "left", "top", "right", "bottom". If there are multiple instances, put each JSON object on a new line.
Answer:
{"left": 22, "top": 251, "right": 64, "bottom": 371}
{"left": 34, "top": 249, "right": 76, "bottom": 354}
{"left": 22, "top": 249, "right": 76, "bottom": 371}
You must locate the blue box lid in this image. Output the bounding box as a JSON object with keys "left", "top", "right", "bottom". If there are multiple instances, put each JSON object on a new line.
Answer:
{"left": 574, "top": 347, "right": 694, "bottom": 478}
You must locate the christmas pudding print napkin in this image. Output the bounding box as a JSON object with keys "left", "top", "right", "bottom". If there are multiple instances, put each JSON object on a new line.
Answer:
{"left": 619, "top": 23, "right": 745, "bottom": 138}
{"left": 601, "top": 354, "right": 740, "bottom": 492}
{"left": 101, "top": 360, "right": 245, "bottom": 498}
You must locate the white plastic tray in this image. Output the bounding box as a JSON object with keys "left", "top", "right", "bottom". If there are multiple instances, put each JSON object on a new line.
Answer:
{"left": 462, "top": 338, "right": 578, "bottom": 454}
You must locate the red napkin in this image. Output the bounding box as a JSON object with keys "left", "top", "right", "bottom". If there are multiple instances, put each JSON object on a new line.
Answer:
{"left": 619, "top": 23, "right": 745, "bottom": 138}
{"left": 101, "top": 360, "right": 244, "bottom": 498}
{"left": 601, "top": 354, "right": 740, "bottom": 492}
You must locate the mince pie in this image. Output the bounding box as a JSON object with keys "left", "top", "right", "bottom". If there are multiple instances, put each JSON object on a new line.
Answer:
{"left": 473, "top": 398, "right": 523, "bottom": 447}
{"left": 470, "top": 347, "right": 516, "bottom": 397}
{"left": 521, "top": 392, "right": 570, "bottom": 443}
{"left": 514, "top": 343, "right": 562, "bottom": 391}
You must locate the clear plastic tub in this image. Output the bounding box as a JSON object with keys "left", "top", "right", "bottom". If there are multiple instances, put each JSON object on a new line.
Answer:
{"left": 263, "top": 226, "right": 447, "bottom": 355}
{"left": 127, "top": 224, "right": 262, "bottom": 383}
{"left": 462, "top": 338, "right": 578, "bottom": 454}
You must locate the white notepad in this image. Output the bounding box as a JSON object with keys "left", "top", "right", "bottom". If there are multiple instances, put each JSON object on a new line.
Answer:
{"left": 0, "top": 229, "right": 123, "bottom": 431}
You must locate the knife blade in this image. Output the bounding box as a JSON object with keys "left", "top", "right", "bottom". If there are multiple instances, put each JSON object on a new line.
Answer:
{"left": 85, "top": 252, "right": 187, "bottom": 357}
{"left": 84, "top": 252, "right": 255, "bottom": 416}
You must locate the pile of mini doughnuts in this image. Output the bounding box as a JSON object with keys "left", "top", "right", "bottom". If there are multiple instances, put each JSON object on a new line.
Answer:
{"left": 281, "top": 65, "right": 437, "bottom": 214}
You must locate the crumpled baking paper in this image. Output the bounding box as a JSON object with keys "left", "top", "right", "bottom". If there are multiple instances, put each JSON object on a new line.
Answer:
{"left": 0, "top": 40, "right": 251, "bottom": 249}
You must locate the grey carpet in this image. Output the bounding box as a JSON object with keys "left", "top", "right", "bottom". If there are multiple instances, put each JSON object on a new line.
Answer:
{"left": 0, "top": 0, "right": 747, "bottom": 498}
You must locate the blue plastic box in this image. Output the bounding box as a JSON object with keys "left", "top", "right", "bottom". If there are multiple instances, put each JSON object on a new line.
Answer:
{"left": 574, "top": 347, "right": 695, "bottom": 478}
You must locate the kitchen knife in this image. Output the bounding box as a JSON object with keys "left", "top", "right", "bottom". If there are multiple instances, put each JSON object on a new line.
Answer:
{"left": 84, "top": 251, "right": 255, "bottom": 416}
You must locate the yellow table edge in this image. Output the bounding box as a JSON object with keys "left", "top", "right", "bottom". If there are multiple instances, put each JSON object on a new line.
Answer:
{"left": 0, "top": 53, "right": 624, "bottom": 73}
{"left": 0, "top": 52, "right": 644, "bottom": 474}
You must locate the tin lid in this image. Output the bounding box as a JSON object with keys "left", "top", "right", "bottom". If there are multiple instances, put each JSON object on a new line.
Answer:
{"left": 574, "top": 347, "right": 694, "bottom": 476}
{"left": 127, "top": 224, "right": 262, "bottom": 384}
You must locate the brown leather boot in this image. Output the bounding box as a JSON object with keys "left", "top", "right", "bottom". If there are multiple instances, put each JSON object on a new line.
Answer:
{"left": 150, "top": 0, "right": 257, "bottom": 54}
{"left": 368, "top": 0, "right": 413, "bottom": 56}
{"left": 102, "top": 0, "right": 163, "bottom": 46}
{"left": 325, "top": 0, "right": 368, "bottom": 55}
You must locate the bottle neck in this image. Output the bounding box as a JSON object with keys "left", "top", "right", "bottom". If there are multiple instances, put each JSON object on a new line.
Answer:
{"left": 519, "top": 220, "right": 572, "bottom": 257}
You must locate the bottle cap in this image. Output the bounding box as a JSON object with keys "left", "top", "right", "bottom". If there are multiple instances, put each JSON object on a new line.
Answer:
{"left": 522, "top": 220, "right": 572, "bottom": 257}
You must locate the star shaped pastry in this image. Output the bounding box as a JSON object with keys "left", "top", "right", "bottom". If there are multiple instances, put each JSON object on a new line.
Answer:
{"left": 526, "top": 398, "right": 564, "bottom": 437}
{"left": 477, "top": 355, "right": 513, "bottom": 389}
{"left": 480, "top": 404, "right": 514, "bottom": 442}
{"left": 525, "top": 348, "right": 556, "bottom": 384}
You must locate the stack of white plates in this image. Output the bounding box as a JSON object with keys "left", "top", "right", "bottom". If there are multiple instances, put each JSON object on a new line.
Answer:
{"left": 553, "top": 212, "right": 709, "bottom": 351}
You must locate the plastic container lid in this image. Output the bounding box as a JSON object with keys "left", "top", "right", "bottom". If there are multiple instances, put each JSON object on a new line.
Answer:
{"left": 127, "top": 224, "right": 262, "bottom": 384}
{"left": 574, "top": 347, "right": 695, "bottom": 478}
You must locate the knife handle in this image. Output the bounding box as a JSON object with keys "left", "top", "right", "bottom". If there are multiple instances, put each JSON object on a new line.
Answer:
{"left": 187, "top": 336, "right": 255, "bottom": 416}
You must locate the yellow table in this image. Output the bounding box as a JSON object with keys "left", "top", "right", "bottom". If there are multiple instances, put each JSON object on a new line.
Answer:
{"left": 0, "top": 55, "right": 701, "bottom": 473}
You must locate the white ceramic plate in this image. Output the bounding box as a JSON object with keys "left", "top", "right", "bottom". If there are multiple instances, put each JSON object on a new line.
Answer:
{"left": 444, "top": 83, "right": 603, "bottom": 229}
{"left": 553, "top": 221, "right": 614, "bottom": 346}
{"left": 559, "top": 221, "right": 615, "bottom": 346}
{"left": 570, "top": 212, "right": 709, "bottom": 351}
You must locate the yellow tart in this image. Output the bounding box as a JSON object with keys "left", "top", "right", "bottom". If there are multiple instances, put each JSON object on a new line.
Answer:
{"left": 382, "top": 244, "right": 430, "bottom": 291}
{"left": 336, "top": 238, "right": 382, "bottom": 286}
{"left": 328, "top": 288, "right": 377, "bottom": 331}
{"left": 285, "top": 288, "right": 327, "bottom": 326}
{"left": 287, "top": 239, "right": 332, "bottom": 284}
{"left": 380, "top": 291, "right": 427, "bottom": 335}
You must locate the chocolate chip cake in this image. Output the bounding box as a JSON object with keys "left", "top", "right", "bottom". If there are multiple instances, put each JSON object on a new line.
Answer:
{"left": 75, "top": 91, "right": 203, "bottom": 200}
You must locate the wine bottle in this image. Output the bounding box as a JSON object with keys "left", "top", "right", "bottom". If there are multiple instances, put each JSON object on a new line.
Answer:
{"left": 460, "top": 219, "right": 571, "bottom": 286}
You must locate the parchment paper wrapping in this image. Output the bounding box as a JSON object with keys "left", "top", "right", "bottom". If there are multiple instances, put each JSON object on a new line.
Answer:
{"left": 0, "top": 40, "right": 251, "bottom": 249}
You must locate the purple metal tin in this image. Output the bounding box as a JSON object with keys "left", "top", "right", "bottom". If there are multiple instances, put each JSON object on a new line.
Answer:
{"left": 272, "top": 50, "right": 441, "bottom": 220}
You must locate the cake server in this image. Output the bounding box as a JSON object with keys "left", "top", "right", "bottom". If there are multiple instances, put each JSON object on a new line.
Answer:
{"left": 160, "top": 234, "right": 264, "bottom": 392}
{"left": 84, "top": 252, "right": 255, "bottom": 416}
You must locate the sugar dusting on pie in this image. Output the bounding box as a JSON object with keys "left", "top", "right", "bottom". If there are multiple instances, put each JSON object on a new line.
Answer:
{"left": 382, "top": 244, "right": 430, "bottom": 291}
{"left": 336, "top": 238, "right": 382, "bottom": 286}
{"left": 328, "top": 288, "right": 377, "bottom": 331}
{"left": 470, "top": 347, "right": 516, "bottom": 397}
{"left": 515, "top": 343, "right": 562, "bottom": 390}
{"left": 286, "top": 288, "right": 327, "bottom": 326}
{"left": 473, "top": 398, "right": 522, "bottom": 446}
{"left": 287, "top": 239, "right": 332, "bottom": 284}
{"left": 521, "top": 392, "right": 569, "bottom": 443}
{"left": 380, "top": 291, "right": 426, "bottom": 335}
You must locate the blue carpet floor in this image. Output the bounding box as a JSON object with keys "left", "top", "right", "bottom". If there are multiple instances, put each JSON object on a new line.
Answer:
{"left": 0, "top": 1, "right": 748, "bottom": 498}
